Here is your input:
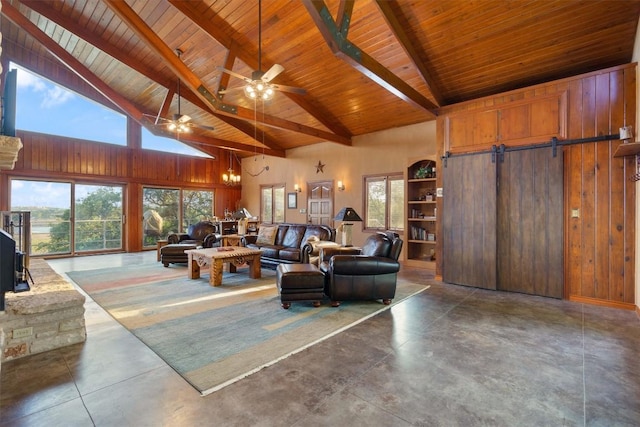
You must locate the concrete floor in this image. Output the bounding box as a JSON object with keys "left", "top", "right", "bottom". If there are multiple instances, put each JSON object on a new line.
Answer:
{"left": 1, "top": 251, "right": 639, "bottom": 426}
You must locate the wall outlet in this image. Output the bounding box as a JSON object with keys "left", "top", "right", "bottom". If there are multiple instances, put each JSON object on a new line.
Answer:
{"left": 299, "top": 208, "right": 306, "bottom": 213}
{"left": 13, "top": 327, "right": 33, "bottom": 339}
{"left": 571, "top": 208, "right": 580, "bottom": 218}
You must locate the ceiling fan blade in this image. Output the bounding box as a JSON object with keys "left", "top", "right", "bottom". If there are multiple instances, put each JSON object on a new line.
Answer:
{"left": 217, "top": 66, "right": 252, "bottom": 83}
{"left": 271, "top": 84, "right": 307, "bottom": 95}
{"left": 218, "top": 87, "right": 244, "bottom": 95}
{"left": 261, "top": 64, "right": 284, "bottom": 82}
{"left": 190, "top": 123, "right": 215, "bottom": 131}
{"left": 143, "top": 113, "right": 170, "bottom": 125}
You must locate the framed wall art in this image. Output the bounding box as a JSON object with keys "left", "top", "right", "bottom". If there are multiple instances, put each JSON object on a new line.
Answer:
{"left": 287, "top": 192, "right": 297, "bottom": 209}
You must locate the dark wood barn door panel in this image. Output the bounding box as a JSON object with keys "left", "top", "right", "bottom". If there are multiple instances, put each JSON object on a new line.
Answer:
{"left": 497, "top": 147, "right": 564, "bottom": 298}
{"left": 442, "top": 154, "right": 497, "bottom": 289}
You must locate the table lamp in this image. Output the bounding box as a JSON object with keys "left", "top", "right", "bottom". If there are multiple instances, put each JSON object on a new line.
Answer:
{"left": 233, "top": 209, "right": 248, "bottom": 235}
{"left": 334, "top": 207, "right": 362, "bottom": 247}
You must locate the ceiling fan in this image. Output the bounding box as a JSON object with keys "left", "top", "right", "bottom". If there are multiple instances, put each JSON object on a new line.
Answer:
{"left": 145, "top": 50, "right": 214, "bottom": 133}
{"left": 217, "top": 0, "right": 306, "bottom": 100}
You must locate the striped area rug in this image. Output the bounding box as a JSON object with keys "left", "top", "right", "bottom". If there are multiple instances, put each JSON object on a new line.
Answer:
{"left": 67, "top": 262, "right": 429, "bottom": 395}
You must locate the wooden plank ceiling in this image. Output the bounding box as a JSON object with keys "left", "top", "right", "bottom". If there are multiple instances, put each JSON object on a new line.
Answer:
{"left": 1, "top": 0, "right": 639, "bottom": 158}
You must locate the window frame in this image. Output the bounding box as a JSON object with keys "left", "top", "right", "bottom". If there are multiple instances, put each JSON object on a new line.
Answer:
{"left": 142, "top": 186, "right": 215, "bottom": 248}
{"left": 260, "top": 184, "right": 286, "bottom": 224}
{"left": 363, "top": 172, "right": 405, "bottom": 232}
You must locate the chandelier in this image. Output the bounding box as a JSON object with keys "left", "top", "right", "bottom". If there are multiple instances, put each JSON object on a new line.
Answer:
{"left": 222, "top": 151, "right": 241, "bottom": 186}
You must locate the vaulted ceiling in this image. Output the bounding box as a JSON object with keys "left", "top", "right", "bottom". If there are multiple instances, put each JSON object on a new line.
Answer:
{"left": 1, "top": 0, "right": 639, "bottom": 159}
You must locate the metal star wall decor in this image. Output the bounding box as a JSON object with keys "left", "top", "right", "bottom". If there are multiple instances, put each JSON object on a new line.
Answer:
{"left": 316, "top": 160, "right": 325, "bottom": 173}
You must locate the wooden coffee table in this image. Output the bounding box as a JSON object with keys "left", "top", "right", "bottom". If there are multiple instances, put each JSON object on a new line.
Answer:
{"left": 185, "top": 247, "right": 262, "bottom": 286}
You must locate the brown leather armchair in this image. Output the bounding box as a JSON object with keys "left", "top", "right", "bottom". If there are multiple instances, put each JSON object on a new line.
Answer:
{"left": 319, "top": 231, "right": 403, "bottom": 306}
{"left": 167, "top": 221, "right": 221, "bottom": 248}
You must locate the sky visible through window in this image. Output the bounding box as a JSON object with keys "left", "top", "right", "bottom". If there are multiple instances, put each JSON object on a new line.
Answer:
{"left": 10, "top": 63, "right": 210, "bottom": 158}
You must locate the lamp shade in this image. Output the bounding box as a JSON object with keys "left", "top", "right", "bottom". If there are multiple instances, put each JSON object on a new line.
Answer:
{"left": 334, "top": 207, "right": 362, "bottom": 222}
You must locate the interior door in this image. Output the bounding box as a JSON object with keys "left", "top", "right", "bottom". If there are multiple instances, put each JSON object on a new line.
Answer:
{"left": 307, "top": 181, "right": 333, "bottom": 225}
{"left": 442, "top": 153, "right": 498, "bottom": 289}
{"left": 497, "top": 147, "right": 564, "bottom": 298}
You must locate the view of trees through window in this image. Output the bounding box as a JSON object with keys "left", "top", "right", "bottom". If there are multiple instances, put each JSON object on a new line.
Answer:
{"left": 365, "top": 174, "right": 404, "bottom": 231}
{"left": 10, "top": 180, "right": 124, "bottom": 255}
{"left": 142, "top": 187, "right": 214, "bottom": 247}
{"left": 74, "top": 185, "right": 123, "bottom": 252}
{"left": 260, "top": 185, "right": 285, "bottom": 224}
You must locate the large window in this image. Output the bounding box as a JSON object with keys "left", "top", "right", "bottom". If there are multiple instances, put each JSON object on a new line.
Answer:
{"left": 260, "top": 185, "right": 285, "bottom": 224}
{"left": 142, "top": 188, "right": 179, "bottom": 247}
{"left": 10, "top": 179, "right": 124, "bottom": 255}
{"left": 13, "top": 64, "right": 127, "bottom": 146}
{"left": 13, "top": 62, "right": 212, "bottom": 157}
{"left": 364, "top": 173, "right": 404, "bottom": 231}
{"left": 141, "top": 127, "right": 212, "bottom": 158}
{"left": 182, "top": 190, "right": 214, "bottom": 229}
{"left": 142, "top": 187, "right": 214, "bottom": 247}
{"left": 74, "top": 185, "right": 123, "bottom": 252}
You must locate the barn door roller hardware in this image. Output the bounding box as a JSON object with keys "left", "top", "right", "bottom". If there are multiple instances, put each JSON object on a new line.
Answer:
{"left": 442, "top": 133, "right": 621, "bottom": 165}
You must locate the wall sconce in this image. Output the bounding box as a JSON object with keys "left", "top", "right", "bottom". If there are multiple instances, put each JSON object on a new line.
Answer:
{"left": 337, "top": 180, "right": 345, "bottom": 191}
{"left": 294, "top": 184, "right": 302, "bottom": 193}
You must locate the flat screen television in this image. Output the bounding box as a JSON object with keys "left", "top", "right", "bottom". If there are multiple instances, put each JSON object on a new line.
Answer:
{"left": 0, "top": 229, "right": 16, "bottom": 291}
{"left": 0, "top": 229, "right": 16, "bottom": 310}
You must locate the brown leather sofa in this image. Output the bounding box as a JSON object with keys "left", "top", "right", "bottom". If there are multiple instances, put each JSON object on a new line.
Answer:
{"left": 166, "top": 220, "right": 221, "bottom": 247}
{"left": 242, "top": 223, "right": 336, "bottom": 269}
{"left": 319, "top": 231, "right": 403, "bottom": 306}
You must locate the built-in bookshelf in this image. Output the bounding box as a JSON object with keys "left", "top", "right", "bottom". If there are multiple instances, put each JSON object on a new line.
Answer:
{"left": 406, "top": 159, "right": 437, "bottom": 269}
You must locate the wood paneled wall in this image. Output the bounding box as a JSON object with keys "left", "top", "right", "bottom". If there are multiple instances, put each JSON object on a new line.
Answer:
{"left": 436, "top": 64, "right": 636, "bottom": 308}
{"left": 0, "top": 130, "right": 239, "bottom": 252}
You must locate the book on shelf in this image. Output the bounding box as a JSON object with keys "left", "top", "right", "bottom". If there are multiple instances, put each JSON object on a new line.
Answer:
{"left": 410, "top": 225, "right": 436, "bottom": 241}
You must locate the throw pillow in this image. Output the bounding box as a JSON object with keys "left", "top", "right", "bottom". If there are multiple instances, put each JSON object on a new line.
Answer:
{"left": 256, "top": 225, "right": 277, "bottom": 245}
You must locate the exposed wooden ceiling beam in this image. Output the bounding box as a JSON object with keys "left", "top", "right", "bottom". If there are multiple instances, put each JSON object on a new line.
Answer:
{"left": 336, "top": 1, "right": 355, "bottom": 37}
{"left": 4, "top": 0, "right": 273, "bottom": 158}
{"left": 374, "top": 0, "right": 443, "bottom": 107}
{"left": 104, "top": 0, "right": 351, "bottom": 146}
{"left": 142, "top": 116, "right": 282, "bottom": 157}
{"left": 216, "top": 47, "right": 237, "bottom": 96}
{"left": 156, "top": 86, "right": 175, "bottom": 124}
{"left": 20, "top": 0, "right": 285, "bottom": 154}
{"left": 1, "top": 0, "right": 143, "bottom": 121}
{"left": 302, "top": 0, "right": 438, "bottom": 117}
{"left": 167, "top": 0, "right": 353, "bottom": 140}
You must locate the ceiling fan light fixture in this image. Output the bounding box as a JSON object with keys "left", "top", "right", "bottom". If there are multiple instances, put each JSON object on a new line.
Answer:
{"left": 244, "top": 81, "right": 274, "bottom": 101}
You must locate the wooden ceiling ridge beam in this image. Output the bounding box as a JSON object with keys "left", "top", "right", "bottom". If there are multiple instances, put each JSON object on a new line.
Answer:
{"left": 302, "top": 0, "right": 438, "bottom": 117}
{"left": 167, "top": 0, "right": 353, "bottom": 141}
{"left": 19, "top": 0, "right": 285, "bottom": 151}
{"left": 104, "top": 0, "right": 350, "bottom": 146}
{"left": 374, "top": 0, "right": 443, "bottom": 107}
{"left": 1, "top": 0, "right": 145, "bottom": 122}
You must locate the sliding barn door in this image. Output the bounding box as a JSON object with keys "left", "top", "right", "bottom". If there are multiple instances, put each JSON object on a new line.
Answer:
{"left": 497, "top": 147, "right": 564, "bottom": 298}
{"left": 442, "top": 153, "right": 497, "bottom": 289}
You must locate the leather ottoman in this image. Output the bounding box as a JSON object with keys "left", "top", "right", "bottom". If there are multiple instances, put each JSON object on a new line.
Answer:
{"left": 160, "top": 243, "right": 198, "bottom": 267}
{"left": 276, "top": 264, "right": 325, "bottom": 309}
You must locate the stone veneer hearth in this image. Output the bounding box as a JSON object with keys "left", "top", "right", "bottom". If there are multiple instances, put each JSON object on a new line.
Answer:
{"left": 0, "top": 259, "right": 86, "bottom": 366}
